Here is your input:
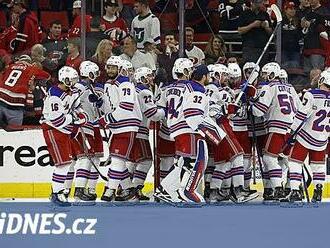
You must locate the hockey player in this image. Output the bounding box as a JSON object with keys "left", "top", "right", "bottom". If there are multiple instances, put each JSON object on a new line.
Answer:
{"left": 287, "top": 70, "right": 330, "bottom": 202}
{"left": 130, "top": 67, "right": 165, "bottom": 200}
{"left": 68, "top": 60, "right": 105, "bottom": 202}
{"left": 165, "top": 60, "right": 226, "bottom": 203}
{"left": 41, "top": 66, "right": 88, "bottom": 206}
{"left": 250, "top": 62, "right": 301, "bottom": 201}
{"left": 99, "top": 56, "right": 142, "bottom": 202}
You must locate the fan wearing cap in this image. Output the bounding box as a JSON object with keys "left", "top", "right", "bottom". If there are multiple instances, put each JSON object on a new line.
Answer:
{"left": 67, "top": 0, "right": 92, "bottom": 39}
{"left": 281, "top": 1, "right": 302, "bottom": 69}
{"left": 287, "top": 70, "right": 330, "bottom": 203}
{"left": 100, "top": 0, "right": 128, "bottom": 47}
{"left": 10, "top": 0, "right": 42, "bottom": 54}
{"left": 0, "top": 55, "right": 50, "bottom": 128}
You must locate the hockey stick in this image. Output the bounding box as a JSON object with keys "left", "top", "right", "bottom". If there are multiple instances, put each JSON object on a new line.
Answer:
{"left": 235, "top": 4, "right": 282, "bottom": 105}
{"left": 75, "top": 127, "right": 108, "bottom": 181}
{"left": 301, "top": 164, "right": 310, "bottom": 203}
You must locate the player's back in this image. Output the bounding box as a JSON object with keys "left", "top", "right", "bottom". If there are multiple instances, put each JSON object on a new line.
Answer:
{"left": 295, "top": 89, "right": 330, "bottom": 151}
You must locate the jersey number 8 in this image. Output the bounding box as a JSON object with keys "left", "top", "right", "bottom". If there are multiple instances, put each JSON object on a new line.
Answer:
{"left": 4, "top": 70, "right": 22, "bottom": 87}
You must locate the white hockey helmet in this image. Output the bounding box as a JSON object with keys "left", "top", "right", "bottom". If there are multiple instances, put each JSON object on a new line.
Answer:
{"left": 106, "top": 55, "right": 123, "bottom": 69}
{"left": 58, "top": 66, "right": 79, "bottom": 87}
{"left": 134, "top": 67, "right": 154, "bottom": 84}
{"left": 279, "top": 69, "right": 288, "bottom": 83}
{"left": 121, "top": 59, "right": 133, "bottom": 71}
{"left": 318, "top": 70, "right": 330, "bottom": 87}
{"left": 172, "top": 58, "right": 194, "bottom": 79}
{"left": 227, "top": 63, "right": 241, "bottom": 78}
{"left": 261, "top": 62, "right": 281, "bottom": 81}
{"left": 213, "top": 63, "right": 228, "bottom": 77}
{"left": 79, "top": 60, "right": 100, "bottom": 81}
{"left": 207, "top": 64, "right": 215, "bottom": 82}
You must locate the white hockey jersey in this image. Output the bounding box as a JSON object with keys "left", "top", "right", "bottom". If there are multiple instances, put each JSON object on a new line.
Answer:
{"left": 103, "top": 75, "right": 142, "bottom": 134}
{"left": 135, "top": 83, "right": 165, "bottom": 140}
{"left": 252, "top": 81, "right": 301, "bottom": 135}
{"left": 164, "top": 80, "right": 208, "bottom": 139}
{"left": 291, "top": 89, "right": 330, "bottom": 151}
{"left": 42, "top": 86, "right": 77, "bottom": 134}
{"left": 131, "top": 11, "right": 161, "bottom": 49}
{"left": 72, "top": 80, "right": 104, "bottom": 136}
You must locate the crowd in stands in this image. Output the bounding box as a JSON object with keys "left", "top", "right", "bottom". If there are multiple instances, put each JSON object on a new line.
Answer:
{"left": 0, "top": 0, "right": 329, "bottom": 127}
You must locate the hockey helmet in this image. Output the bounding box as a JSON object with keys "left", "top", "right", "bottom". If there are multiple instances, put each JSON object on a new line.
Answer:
{"left": 172, "top": 58, "right": 194, "bottom": 79}
{"left": 58, "top": 66, "right": 79, "bottom": 88}
{"left": 279, "top": 69, "right": 288, "bottom": 83}
{"left": 227, "top": 63, "right": 241, "bottom": 79}
{"left": 243, "top": 62, "right": 259, "bottom": 79}
{"left": 318, "top": 70, "right": 330, "bottom": 87}
{"left": 261, "top": 62, "right": 281, "bottom": 81}
{"left": 79, "top": 61, "right": 100, "bottom": 81}
{"left": 134, "top": 67, "right": 154, "bottom": 85}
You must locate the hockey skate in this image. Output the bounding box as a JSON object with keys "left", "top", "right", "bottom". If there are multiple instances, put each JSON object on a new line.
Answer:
{"left": 86, "top": 188, "right": 97, "bottom": 201}
{"left": 154, "top": 185, "right": 176, "bottom": 205}
{"left": 209, "top": 188, "right": 229, "bottom": 203}
{"left": 73, "top": 188, "right": 96, "bottom": 206}
{"left": 280, "top": 190, "right": 303, "bottom": 203}
{"left": 263, "top": 188, "right": 274, "bottom": 202}
{"left": 273, "top": 187, "right": 286, "bottom": 201}
{"left": 311, "top": 184, "right": 323, "bottom": 203}
{"left": 115, "top": 187, "right": 137, "bottom": 202}
{"left": 242, "top": 187, "right": 258, "bottom": 197}
{"left": 230, "top": 186, "right": 258, "bottom": 203}
{"left": 135, "top": 185, "right": 150, "bottom": 201}
{"left": 50, "top": 190, "right": 71, "bottom": 207}
{"left": 101, "top": 187, "right": 116, "bottom": 202}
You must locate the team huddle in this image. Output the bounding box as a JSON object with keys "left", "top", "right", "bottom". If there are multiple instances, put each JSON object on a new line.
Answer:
{"left": 40, "top": 56, "right": 330, "bottom": 206}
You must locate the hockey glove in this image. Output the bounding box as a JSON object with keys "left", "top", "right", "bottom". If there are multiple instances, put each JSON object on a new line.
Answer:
{"left": 244, "top": 85, "right": 257, "bottom": 98}
{"left": 88, "top": 94, "right": 103, "bottom": 108}
{"left": 227, "top": 103, "right": 239, "bottom": 115}
{"left": 197, "top": 117, "right": 226, "bottom": 145}
{"left": 72, "top": 112, "right": 88, "bottom": 126}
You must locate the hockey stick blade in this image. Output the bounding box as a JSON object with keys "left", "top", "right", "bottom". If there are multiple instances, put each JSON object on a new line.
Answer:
{"left": 270, "top": 4, "right": 282, "bottom": 23}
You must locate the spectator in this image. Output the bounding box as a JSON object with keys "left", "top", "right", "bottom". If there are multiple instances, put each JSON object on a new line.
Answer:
{"left": 143, "top": 40, "right": 160, "bottom": 65}
{"left": 0, "top": 49, "right": 11, "bottom": 67}
{"left": 86, "top": 16, "right": 110, "bottom": 59}
{"left": 281, "top": 1, "right": 302, "bottom": 69}
{"left": 0, "top": 12, "right": 18, "bottom": 54}
{"left": 296, "top": 0, "right": 311, "bottom": 20}
{"left": 66, "top": 37, "right": 83, "bottom": 71}
{"left": 31, "top": 44, "right": 58, "bottom": 74}
{"left": 42, "top": 20, "right": 68, "bottom": 68}
{"left": 67, "top": 0, "right": 92, "bottom": 38}
{"left": 131, "top": 0, "right": 161, "bottom": 50}
{"left": 157, "top": 32, "right": 181, "bottom": 81}
{"left": 120, "top": 36, "right": 156, "bottom": 70}
{"left": 204, "top": 34, "right": 227, "bottom": 65}
{"left": 120, "top": 0, "right": 136, "bottom": 28}
{"left": 237, "top": 0, "right": 272, "bottom": 66}
{"left": 184, "top": 27, "right": 205, "bottom": 65}
{"left": 218, "top": 0, "right": 245, "bottom": 31}
{"left": 10, "top": 0, "right": 42, "bottom": 54}
{"left": 0, "top": 55, "right": 50, "bottom": 129}
{"left": 100, "top": 0, "right": 129, "bottom": 47}
{"left": 301, "top": 0, "right": 329, "bottom": 73}
{"left": 91, "top": 39, "right": 114, "bottom": 82}
{"left": 0, "top": 0, "right": 10, "bottom": 31}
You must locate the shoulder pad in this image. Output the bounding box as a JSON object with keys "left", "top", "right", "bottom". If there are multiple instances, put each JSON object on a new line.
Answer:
{"left": 94, "top": 82, "right": 104, "bottom": 89}
{"left": 117, "top": 75, "right": 130, "bottom": 84}
{"left": 48, "top": 86, "right": 67, "bottom": 100}
{"left": 309, "top": 89, "right": 330, "bottom": 99}
{"left": 186, "top": 81, "right": 205, "bottom": 93}
{"left": 136, "top": 83, "right": 149, "bottom": 91}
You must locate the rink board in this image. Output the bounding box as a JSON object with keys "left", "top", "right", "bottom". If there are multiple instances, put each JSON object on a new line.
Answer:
{"left": 0, "top": 202, "right": 330, "bottom": 248}
{"left": 1, "top": 129, "right": 330, "bottom": 198}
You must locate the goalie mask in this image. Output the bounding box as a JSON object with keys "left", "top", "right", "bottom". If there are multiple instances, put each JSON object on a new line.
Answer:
{"left": 58, "top": 66, "right": 79, "bottom": 88}
{"left": 172, "top": 58, "right": 194, "bottom": 80}
{"left": 261, "top": 62, "right": 280, "bottom": 82}
{"left": 134, "top": 67, "right": 154, "bottom": 85}
{"left": 79, "top": 61, "right": 100, "bottom": 82}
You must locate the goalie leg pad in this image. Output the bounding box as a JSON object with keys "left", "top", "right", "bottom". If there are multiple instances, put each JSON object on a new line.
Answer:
{"left": 181, "top": 139, "right": 208, "bottom": 203}
{"left": 198, "top": 117, "right": 226, "bottom": 145}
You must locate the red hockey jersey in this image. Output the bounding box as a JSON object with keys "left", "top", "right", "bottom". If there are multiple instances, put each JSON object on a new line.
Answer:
{"left": 0, "top": 26, "right": 17, "bottom": 54}
{"left": 0, "top": 62, "right": 50, "bottom": 109}
{"left": 67, "top": 14, "right": 92, "bottom": 38}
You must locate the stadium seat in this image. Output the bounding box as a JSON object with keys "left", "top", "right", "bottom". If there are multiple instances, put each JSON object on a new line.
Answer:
{"left": 40, "top": 11, "right": 69, "bottom": 30}
{"left": 159, "top": 13, "right": 178, "bottom": 32}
